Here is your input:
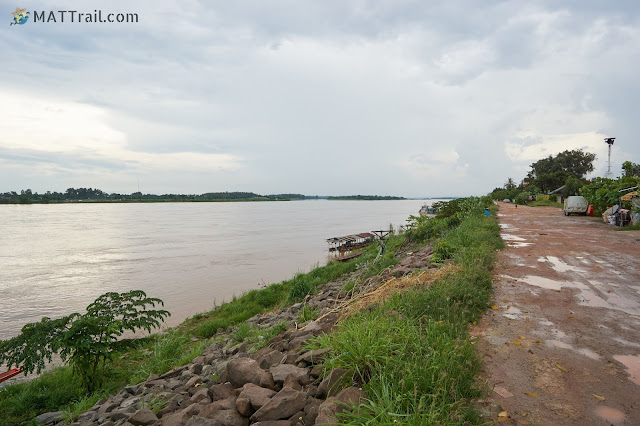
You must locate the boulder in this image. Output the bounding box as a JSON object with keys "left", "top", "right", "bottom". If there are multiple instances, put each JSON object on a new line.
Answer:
{"left": 35, "top": 411, "right": 63, "bottom": 425}
{"left": 250, "top": 388, "right": 307, "bottom": 422}
{"left": 128, "top": 409, "right": 158, "bottom": 426}
{"left": 295, "top": 348, "right": 331, "bottom": 365}
{"left": 235, "top": 397, "right": 254, "bottom": 417}
{"left": 191, "top": 387, "right": 212, "bottom": 404}
{"left": 269, "top": 365, "right": 309, "bottom": 384}
{"left": 238, "top": 383, "right": 276, "bottom": 409}
{"left": 303, "top": 398, "right": 322, "bottom": 425}
{"left": 256, "top": 350, "right": 285, "bottom": 370}
{"left": 227, "top": 358, "right": 265, "bottom": 388}
{"left": 209, "top": 383, "right": 235, "bottom": 401}
{"left": 316, "top": 387, "right": 366, "bottom": 425}
{"left": 317, "top": 368, "right": 351, "bottom": 399}
{"left": 186, "top": 410, "right": 249, "bottom": 426}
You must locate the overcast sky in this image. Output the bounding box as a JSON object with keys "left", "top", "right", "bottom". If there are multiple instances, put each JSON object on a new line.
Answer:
{"left": 1, "top": 1, "right": 638, "bottom": 197}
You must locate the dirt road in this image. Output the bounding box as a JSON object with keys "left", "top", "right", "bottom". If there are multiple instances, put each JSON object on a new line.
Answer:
{"left": 476, "top": 202, "right": 640, "bottom": 425}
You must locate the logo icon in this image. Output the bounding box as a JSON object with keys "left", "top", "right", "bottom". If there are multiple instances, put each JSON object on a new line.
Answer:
{"left": 10, "top": 7, "right": 29, "bottom": 26}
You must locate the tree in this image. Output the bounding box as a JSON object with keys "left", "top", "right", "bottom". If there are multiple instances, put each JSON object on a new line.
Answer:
{"left": 622, "top": 161, "right": 640, "bottom": 177}
{"left": 527, "top": 150, "right": 596, "bottom": 193}
{"left": 504, "top": 178, "right": 516, "bottom": 190}
{"left": 0, "top": 290, "right": 170, "bottom": 391}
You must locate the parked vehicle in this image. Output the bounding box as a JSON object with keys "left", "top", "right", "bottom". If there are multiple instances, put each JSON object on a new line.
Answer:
{"left": 563, "top": 196, "right": 589, "bottom": 216}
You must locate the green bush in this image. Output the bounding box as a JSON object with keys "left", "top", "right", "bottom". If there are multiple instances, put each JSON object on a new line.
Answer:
{"left": 0, "top": 291, "right": 169, "bottom": 392}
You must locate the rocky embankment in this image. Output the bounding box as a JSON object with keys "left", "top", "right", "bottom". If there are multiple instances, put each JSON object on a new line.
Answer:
{"left": 37, "top": 246, "right": 434, "bottom": 426}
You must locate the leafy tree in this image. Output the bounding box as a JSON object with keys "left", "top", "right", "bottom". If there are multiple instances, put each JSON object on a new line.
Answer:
{"left": 527, "top": 150, "right": 596, "bottom": 192}
{"left": 579, "top": 176, "right": 640, "bottom": 215}
{"left": 562, "top": 176, "right": 586, "bottom": 198}
{"left": 504, "top": 178, "right": 516, "bottom": 190}
{"left": 622, "top": 161, "right": 640, "bottom": 177}
{"left": 0, "top": 290, "right": 169, "bottom": 391}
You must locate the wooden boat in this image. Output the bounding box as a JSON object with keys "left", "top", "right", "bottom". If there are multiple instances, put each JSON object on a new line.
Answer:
{"left": 334, "top": 250, "right": 365, "bottom": 262}
{"left": 419, "top": 204, "right": 437, "bottom": 217}
{"left": 0, "top": 368, "right": 21, "bottom": 383}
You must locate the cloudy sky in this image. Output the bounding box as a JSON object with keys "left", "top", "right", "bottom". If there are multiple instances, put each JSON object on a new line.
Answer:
{"left": 1, "top": 1, "right": 638, "bottom": 197}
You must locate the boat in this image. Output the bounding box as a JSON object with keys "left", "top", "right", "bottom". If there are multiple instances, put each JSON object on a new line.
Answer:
{"left": 419, "top": 204, "right": 437, "bottom": 217}
{"left": 0, "top": 368, "right": 21, "bottom": 384}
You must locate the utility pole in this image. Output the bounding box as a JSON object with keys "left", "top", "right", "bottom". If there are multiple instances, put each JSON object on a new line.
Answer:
{"left": 604, "top": 138, "right": 615, "bottom": 178}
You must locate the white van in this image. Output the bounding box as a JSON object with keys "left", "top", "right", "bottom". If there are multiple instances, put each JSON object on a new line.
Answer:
{"left": 563, "top": 196, "right": 589, "bottom": 216}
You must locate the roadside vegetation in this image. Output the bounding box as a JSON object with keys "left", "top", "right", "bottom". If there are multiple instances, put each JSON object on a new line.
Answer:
{"left": 490, "top": 151, "right": 639, "bottom": 220}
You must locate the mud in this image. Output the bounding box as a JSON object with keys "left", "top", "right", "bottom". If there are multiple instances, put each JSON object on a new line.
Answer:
{"left": 476, "top": 202, "right": 640, "bottom": 425}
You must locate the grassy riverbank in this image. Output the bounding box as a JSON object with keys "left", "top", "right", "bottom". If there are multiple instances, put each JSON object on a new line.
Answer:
{"left": 0, "top": 197, "right": 500, "bottom": 425}
{"left": 308, "top": 199, "right": 502, "bottom": 423}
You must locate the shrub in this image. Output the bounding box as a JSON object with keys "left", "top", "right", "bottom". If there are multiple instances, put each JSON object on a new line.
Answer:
{"left": 0, "top": 290, "right": 169, "bottom": 392}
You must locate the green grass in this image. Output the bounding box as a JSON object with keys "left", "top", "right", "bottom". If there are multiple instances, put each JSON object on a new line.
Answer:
{"left": 298, "top": 304, "right": 319, "bottom": 323}
{"left": 528, "top": 200, "right": 563, "bottom": 207}
{"left": 189, "top": 241, "right": 387, "bottom": 339}
{"left": 306, "top": 210, "right": 502, "bottom": 424}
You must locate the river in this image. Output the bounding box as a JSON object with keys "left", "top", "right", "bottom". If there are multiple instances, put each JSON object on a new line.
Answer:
{"left": 0, "top": 199, "right": 437, "bottom": 340}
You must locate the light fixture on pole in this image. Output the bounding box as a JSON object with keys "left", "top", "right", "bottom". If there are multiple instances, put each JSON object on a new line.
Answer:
{"left": 604, "top": 137, "right": 615, "bottom": 178}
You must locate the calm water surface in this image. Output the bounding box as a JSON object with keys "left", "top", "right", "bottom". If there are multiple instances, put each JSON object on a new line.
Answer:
{"left": 0, "top": 200, "right": 434, "bottom": 340}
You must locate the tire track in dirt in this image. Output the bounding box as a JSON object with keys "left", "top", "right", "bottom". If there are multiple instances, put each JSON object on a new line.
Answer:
{"left": 475, "top": 202, "right": 640, "bottom": 425}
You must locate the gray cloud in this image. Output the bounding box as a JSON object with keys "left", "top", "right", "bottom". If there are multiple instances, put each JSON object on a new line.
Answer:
{"left": 1, "top": 0, "right": 639, "bottom": 196}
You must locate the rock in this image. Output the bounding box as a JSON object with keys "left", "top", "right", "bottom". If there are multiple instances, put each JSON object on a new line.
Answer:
{"left": 317, "top": 368, "right": 351, "bottom": 399}
{"left": 35, "top": 411, "right": 63, "bottom": 425}
{"left": 128, "top": 409, "right": 158, "bottom": 426}
{"left": 316, "top": 387, "right": 366, "bottom": 425}
{"left": 185, "top": 410, "right": 249, "bottom": 426}
{"left": 310, "top": 365, "right": 323, "bottom": 379}
{"left": 158, "top": 366, "right": 188, "bottom": 380}
{"left": 227, "top": 358, "right": 265, "bottom": 388}
{"left": 235, "top": 397, "right": 254, "bottom": 417}
{"left": 120, "top": 396, "right": 142, "bottom": 410}
{"left": 252, "top": 421, "right": 292, "bottom": 426}
{"left": 191, "top": 387, "right": 212, "bottom": 404}
{"left": 110, "top": 411, "right": 129, "bottom": 422}
{"left": 303, "top": 398, "right": 322, "bottom": 425}
{"left": 282, "top": 374, "right": 302, "bottom": 391}
{"left": 295, "top": 348, "right": 331, "bottom": 365}
{"left": 184, "top": 375, "right": 203, "bottom": 389}
{"left": 315, "top": 399, "right": 339, "bottom": 425}
{"left": 250, "top": 388, "right": 307, "bottom": 422}
{"left": 256, "top": 350, "right": 285, "bottom": 370}
{"left": 209, "top": 383, "right": 235, "bottom": 401}
{"left": 269, "top": 365, "right": 309, "bottom": 384}
{"left": 335, "top": 386, "right": 366, "bottom": 407}
{"left": 259, "top": 371, "right": 277, "bottom": 391}
{"left": 98, "top": 401, "right": 119, "bottom": 415}
{"left": 238, "top": 383, "right": 276, "bottom": 410}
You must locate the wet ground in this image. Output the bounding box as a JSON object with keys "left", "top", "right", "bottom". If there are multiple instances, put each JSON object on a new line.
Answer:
{"left": 475, "top": 202, "right": 640, "bottom": 425}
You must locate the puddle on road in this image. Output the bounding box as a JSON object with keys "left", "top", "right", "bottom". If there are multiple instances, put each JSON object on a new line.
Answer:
{"left": 546, "top": 339, "right": 600, "bottom": 360}
{"left": 507, "top": 242, "right": 533, "bottom": 248}
{"left": 520, "top": 275, "right": 564, "bottom": 290}
{"left": 512, "top": 275, "right": 640, "bottom": 316}
{"left": 594, "top": 406, "right": 625, "bottom": 424}
{"left": 501, "top": 233, "right": 526, "bottom": 241}
{"left": 613, "top": 354, "right": 640, "bottom": 386}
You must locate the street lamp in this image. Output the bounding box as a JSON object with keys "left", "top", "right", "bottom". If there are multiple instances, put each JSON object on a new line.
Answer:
{"left": 604, "top": 137, "right": 615, "bottom": 178}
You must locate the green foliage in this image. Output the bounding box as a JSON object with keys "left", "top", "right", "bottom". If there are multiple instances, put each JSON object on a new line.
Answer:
{"left": 431, "top": 240, "right": 456, "bottom": 263}
{"left": 0, "top": 367, "right": 85, "bottom": 426}
{"left": 130, "top": 330, "right": 204, "bottom": 384}
{"left": 622, "top": 161, "right": 640, "bottom": 177}
{"left": 0, "top": 291, "right": 169, "bottom": 392}
{"left": 562, "top": 175, "right": 586, "bottom": 198}
{"left": 514, "top": 192, "right": 530, "bottom": 205}
{"left": 579, "top": 176, "right": 640, "bottom": 215}
{"left": 525, "top": 149, "right": 596, "bottom": 193}
{"left": 229, "top": 322, "right": 287, "bottom": 353}
{"left": 298, "top": 304, "right": 319, "bottom": 323}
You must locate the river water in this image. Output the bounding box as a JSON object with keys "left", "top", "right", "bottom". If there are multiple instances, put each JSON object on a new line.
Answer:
{"left": 0, "top": 199, "right": 436, "bottom": 340}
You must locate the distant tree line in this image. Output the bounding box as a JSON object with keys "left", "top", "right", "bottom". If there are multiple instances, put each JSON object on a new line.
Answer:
{"left": 0, "top": 188, "right": 309, "bottom": 204}
{"left": 325, "top": 195, "right": 406, "bottom": 200}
